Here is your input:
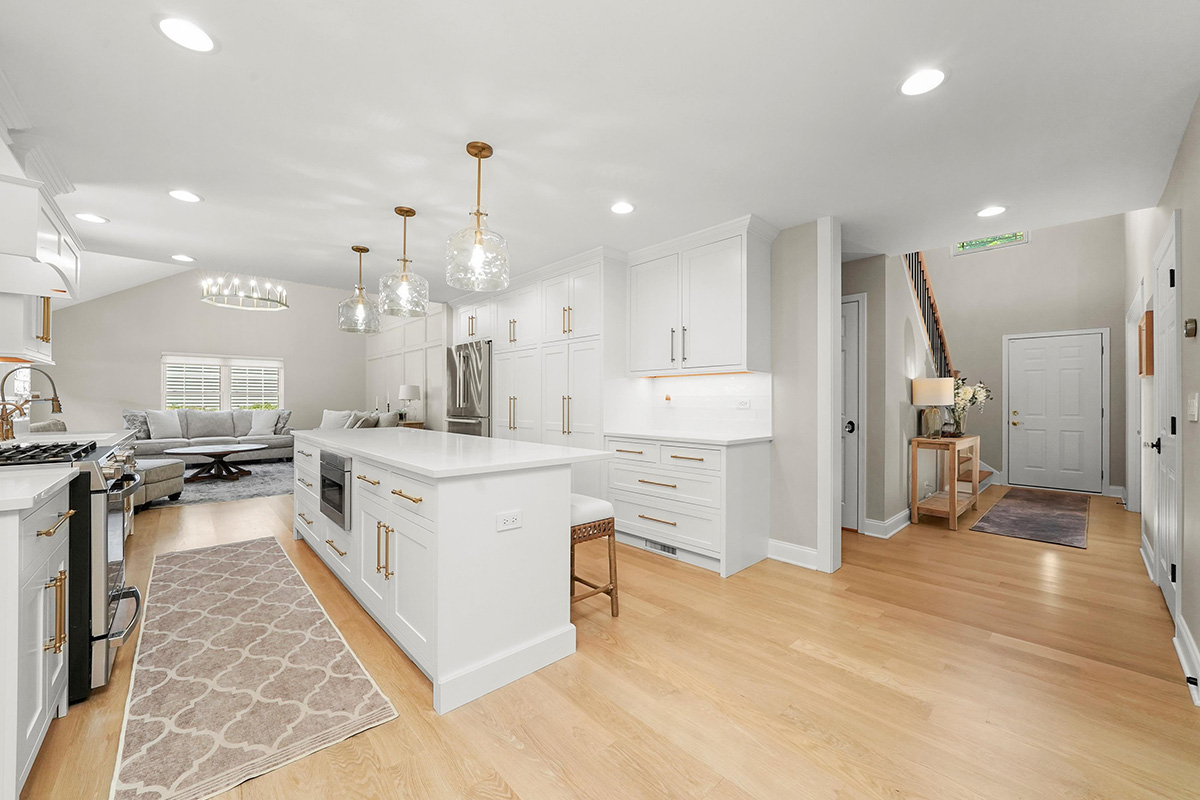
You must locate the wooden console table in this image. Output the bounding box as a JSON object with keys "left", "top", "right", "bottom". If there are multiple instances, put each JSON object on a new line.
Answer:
{"left": 910, "top": 435, "right": 980, "bottom": 530}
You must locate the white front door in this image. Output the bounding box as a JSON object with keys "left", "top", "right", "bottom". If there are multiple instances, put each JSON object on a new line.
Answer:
{"left": 1154, "top": 212, "right": 1182, "bottom": 619}
{"left": 841, "top": 300, "right": 860, "bottom": 531}
{"left": 1008, "top": 332, "right": 1104, "bottom": 493}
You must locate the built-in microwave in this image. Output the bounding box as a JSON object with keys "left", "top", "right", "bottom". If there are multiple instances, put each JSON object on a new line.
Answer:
{"left": 319, "top": 450, "right": 351, "bottom": 530}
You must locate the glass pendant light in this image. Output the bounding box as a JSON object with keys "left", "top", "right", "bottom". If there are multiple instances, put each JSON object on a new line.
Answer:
{"left": 446, "top": 141, "right": 510, "bottom": 292}
{"left": 337, "top": 245, "right": 381, "bottom": 333}
{"left": 379, "top": 206, "right": 429, "bottom": 317}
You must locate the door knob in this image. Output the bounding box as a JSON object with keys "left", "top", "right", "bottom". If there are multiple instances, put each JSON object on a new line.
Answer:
{"left": 1011, "top": 420, "right": 1020, "bottom": 426}
{"left": 844, "top": 420, "right": 856, "bottom": 434}
{"left": 1011, "top": 410, "right": 1019, "bottom": 416}
{"left": 1148, "top": 438, "right": 1162, "bottom": 453}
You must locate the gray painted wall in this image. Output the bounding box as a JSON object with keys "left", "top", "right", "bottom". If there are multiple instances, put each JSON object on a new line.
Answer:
{"left": 42, "top": 271, "right": 366, "bottom": 432}
{"left": 923, "top": 215, "right": 1127, "bottom": 487}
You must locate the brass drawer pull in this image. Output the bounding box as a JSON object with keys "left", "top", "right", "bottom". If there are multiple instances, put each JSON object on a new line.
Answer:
{"left": 298, "top": 513, "right": 314, "bottom": 526}
{"left": 325, "top": 539, "right": 347, "bottom": 557}
{"left": 37, "top": 509, "right": 75, "bottom": 538}
{"left": 615, "top": 448, "right": 644, "bottom": 455}
{"left": 670, "top": 454, "right": 705, "bottom": 462}
{"left": 43, "top": 570, "right": 66, "bottom": 653}
{"left": 638, "top": 513, "right": 677, "bottom": 526}
{"left": 383, "top": 524, "right": 395, "bottom": 579}
{"left": 638, "top": 479, "right": 677, "bottom": 489}
{"left": 298, "top": 449, "right": 312, "bottom": 457}
{"left": 392, "top": 489, "right": 424, "bottom": 504}
{"left": 356, "top": 474, "right": 381, "bottom": 486}
{"left": 297, "top": 478, "right": 313, "bottom": 488}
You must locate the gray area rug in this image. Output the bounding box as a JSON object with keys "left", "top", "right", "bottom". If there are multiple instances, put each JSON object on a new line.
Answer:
{"left": 157, "top": 461, "right": 294, "bottom": 507}
{"left": 971, "top": 487, "right": 1090, "bottom": 548}
{"left": 110, "top": 537, "right": 397, "bottom": 800}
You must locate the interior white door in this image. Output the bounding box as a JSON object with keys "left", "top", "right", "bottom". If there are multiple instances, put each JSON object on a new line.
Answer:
{"left": 628, "top": 254, "right": 680, "bottom": 374}
{"left": 681, "top": 236, "right": 743, "bottom": 371}
{"left": 1008, "top": 332, "right": 1104, "bottom": 493}
{"left": 1153, "top": 213, "right": 1181, "bottom": 618}
{"left": 841, "top": 300, "right": 860, "bottom": 531}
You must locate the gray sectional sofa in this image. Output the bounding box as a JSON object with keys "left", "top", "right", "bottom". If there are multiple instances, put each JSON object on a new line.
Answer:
{"left": 123, "top": 408, "right": 295, "bottom": 465}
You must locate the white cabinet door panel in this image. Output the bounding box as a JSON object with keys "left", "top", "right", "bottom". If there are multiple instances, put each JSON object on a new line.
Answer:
{"left": 389, "top": 514, "right": 435, "bottom": 665}
{"left": 628, "top": 254, "right": 680, "bottom": 374}
{"left": 681, "top": 236, "right": 742, "bottom": 371}
{"left": 541, "top": 343, "right": 569, "bottom": 445}
{"left": 513, "top": 348, "right": 541, "bottom": 442}
{"left": 493, "top": 351, "right": 514, "bottom": 438}
{"left": 567, "top": 263, "right": 601, "bottom": 339}
{"left": 542, "top": 274, "right": 570, "bottom": 344}
{"left": 356, "top": 498, "right": 389, "bottom": 619}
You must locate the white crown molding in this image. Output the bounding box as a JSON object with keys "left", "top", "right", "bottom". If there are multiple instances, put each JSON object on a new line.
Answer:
{"left": 22, "top": 143, "right": 75, "bottom": 196}
{"left": 445, "top": 244, "right": 627, "bottom": 306}
{"left": 0, "top": 67, "right": 31, "bottom": 144}
{"left": 627, "top": 214, "right": 780, "bottom": 265}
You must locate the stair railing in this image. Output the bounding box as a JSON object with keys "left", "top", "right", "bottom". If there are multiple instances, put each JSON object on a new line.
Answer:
{"left": 903, "top": 252, "right": 957, "bottom": 380}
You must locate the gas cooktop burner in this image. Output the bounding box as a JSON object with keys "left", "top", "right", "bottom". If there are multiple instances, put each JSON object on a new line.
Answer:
{"left": 0, "top": 440, "right": 98, "bottom": 465}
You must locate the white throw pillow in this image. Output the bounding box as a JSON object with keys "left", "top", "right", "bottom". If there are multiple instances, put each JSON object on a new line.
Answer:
{"left": 145, "top": 409, "right": 183, "bottom": 439}
{"left": 319, "top": 409, "right": 353, "bottom": 430}
{"left": 249, "top": 409, "right": 281, "bottom": 436}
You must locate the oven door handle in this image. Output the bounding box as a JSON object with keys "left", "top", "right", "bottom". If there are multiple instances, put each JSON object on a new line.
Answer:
{"left": 107, "top": 586, "right": 143, "bottom": 646}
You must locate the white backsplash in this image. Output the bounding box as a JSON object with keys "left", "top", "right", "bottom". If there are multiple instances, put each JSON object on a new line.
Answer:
{"left": 604, "top": 373, "right": 772, "bottom": 437}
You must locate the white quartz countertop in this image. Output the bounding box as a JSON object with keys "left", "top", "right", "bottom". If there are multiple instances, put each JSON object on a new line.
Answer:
{"left": 294, "top": 428, "right": 612, "bottom": 479}
{"left": 15, "top": 430, "right": 134, "bottom": 448}
{"left": 0, "top": 467, "right": 78, "bottom": 512}
{"left": 604, "top": 430, "right": 773, "bottom": 446}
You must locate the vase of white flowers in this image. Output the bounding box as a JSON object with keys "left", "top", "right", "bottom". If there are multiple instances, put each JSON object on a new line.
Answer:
{"left": 950, "top": 377, "right": 992, "bottom": 436}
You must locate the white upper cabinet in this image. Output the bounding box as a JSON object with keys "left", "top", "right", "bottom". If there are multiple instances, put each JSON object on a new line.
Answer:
{"left": 0, "top": 294, "right": 53, "bottom": 364}
{"left": 456, "top": 300, "right": 493, "bottom": 343}
{"left": 542, "top": 262, "right": 600, "bottom": 343}
{"left": 0, "top": 176, "right": 81, "bottom": 298}
{"left": 494, "top": 283, "right": 540, "bottom": 351}
{"left": 626, "top": 217, "right": 774, "bottom": 376}
{"left": 628, "top": 254, "right": 680, "bottom": 374}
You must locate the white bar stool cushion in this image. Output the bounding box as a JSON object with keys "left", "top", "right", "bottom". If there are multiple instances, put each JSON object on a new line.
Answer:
{"left": 571, "top": 493, "right": 614, "bottom": 526}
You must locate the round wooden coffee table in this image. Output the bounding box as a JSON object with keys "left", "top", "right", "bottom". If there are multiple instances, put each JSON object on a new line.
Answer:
{"left": 163, "top": 444, "right": 269, "bottom": 483}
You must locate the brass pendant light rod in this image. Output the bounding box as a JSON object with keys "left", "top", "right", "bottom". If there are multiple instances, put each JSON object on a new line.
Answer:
{"left": 352, "top": 244, "right": 369, "bottom": 289}
{"left": 394, "top": 207, "right": 415, "bottom": 274}
{"left": 466, "top": 141, "right": 493, "bottom": 230}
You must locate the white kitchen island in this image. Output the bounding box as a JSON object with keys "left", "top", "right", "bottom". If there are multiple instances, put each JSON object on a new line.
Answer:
{"left": 291, "top": 428, "right": 610, "bottom": 714}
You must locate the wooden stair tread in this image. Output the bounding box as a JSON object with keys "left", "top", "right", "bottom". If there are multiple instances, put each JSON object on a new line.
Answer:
{"left": 958, "top": 469, "right": 993, "bottom": 482}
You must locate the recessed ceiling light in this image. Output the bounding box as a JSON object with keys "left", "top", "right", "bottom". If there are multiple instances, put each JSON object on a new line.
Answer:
{"left": 977, "top": 206, "right": 1007, "bottom": 217}
{"left": 900, "top": 68, "right": 946, "bottom": 96}
{"left": 611, "top": 201, "right": 635, "bottom": 214}
{"left": 74, "top": 213, "right": 109, "bottom": 224}
{"left": 171, "top": 254, "right": 195, "bottom": 262}
{"left": 158, "top": 19, "right": 214, "bottom": 52}
{"left": 169, "top": 189, "right": 203, "bottom": 203}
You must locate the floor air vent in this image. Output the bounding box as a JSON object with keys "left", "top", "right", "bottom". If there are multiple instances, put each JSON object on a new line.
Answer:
{"left": 644, "top": 539, "right": 678, "bottom": 557}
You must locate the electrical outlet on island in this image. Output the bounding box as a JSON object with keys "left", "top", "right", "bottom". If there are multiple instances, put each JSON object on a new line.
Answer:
{"left": 496, "top": 510, "right": 522, "bottom": 532}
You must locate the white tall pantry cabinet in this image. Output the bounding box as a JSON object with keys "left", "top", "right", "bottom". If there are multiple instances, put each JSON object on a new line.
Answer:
{"left": 449, "top": 248, "right": 626, "bottom": 496}
{"left": 365, "top": 302, "right": 450, "bottom": 428}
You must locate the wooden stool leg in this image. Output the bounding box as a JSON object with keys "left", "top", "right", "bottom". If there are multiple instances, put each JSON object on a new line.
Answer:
{"left": 570, "top": 542, "right": 576, "bottom": 598}
{"left": 608, "top": 531, "right": 619, "bottom": 617}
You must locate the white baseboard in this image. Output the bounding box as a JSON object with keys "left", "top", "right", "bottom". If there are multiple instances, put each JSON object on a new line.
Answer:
{"left": 768, "top": 539, "right": 821, "bottom": 571}
{"left": 860, "top": 510, "right": 910, "bottom": 539}
{"left": 1140, "top": 533, "right": 1156, "bottom": 583}
{"left": 1173, "top": 615, "right": 1200, "bottom": 706}
{"left": 1104, "top": 484, "right": 1125, "bottom": 499}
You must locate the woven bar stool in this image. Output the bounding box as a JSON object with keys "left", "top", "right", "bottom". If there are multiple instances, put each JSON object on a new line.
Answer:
{"left": 570, "top": 493, "right": 619, "bottom": 616}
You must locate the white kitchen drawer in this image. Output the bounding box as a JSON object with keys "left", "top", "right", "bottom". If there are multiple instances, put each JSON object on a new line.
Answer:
{"left": 387, "top": 470, "right": 437, "bottom": 527}
{"left": 660, "top": 443, "right": 722, "bottom": 472}
{"left": 294, "top": 497, "right": 322, "bottom": 549}
{"left": 19, "top": 488, "right": 70, "bottom": 576}
{"left": 352, "top": 458, "right": 389, "bottom": 501}
{"left": 607, "top": 439, "right": 659, "bottom": 464}
{"left": 322, "top": 526, "right": 352, "bottom": 579}
{"left": 611, "top": 492, "right": 721, "bottom": 555}
{"left": 294, "top": 445, "right": 319, "bottom": 472}
{"left": 608, "top": 463, "right": 722, "bottom": 509}
{"left": 294, "top": 472, "right": 317, "bottom": 499}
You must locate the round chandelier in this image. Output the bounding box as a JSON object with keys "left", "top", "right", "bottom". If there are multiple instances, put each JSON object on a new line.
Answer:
{"left": 200, "top": 274, "right": 288, "bottom": 311}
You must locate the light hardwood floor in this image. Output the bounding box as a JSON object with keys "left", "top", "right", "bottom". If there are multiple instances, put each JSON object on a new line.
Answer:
{"left": 21, "top": 486, "right": 1200, "bottom": 799}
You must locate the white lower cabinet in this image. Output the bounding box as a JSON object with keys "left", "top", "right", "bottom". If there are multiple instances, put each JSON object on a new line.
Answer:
{"left": 602, "top": 435, "right": 770, "bottom": 577}
{"left": 387, "top": 513, "right": 435, "bottom": 664}
{"left": 7, "top": 485, "right": 71, "bottom": 797}
{"left": 543, "top": 339, "right": 603, "bottom": 495}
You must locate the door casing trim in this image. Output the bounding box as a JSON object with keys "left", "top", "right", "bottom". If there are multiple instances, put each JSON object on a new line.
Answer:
{"left": 841, "top": 293, "right": 868, "bottom": 532}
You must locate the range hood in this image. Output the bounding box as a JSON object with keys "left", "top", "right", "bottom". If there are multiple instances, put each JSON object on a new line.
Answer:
{"left": 0, "top": 174, "right": 80, "bottom": 299}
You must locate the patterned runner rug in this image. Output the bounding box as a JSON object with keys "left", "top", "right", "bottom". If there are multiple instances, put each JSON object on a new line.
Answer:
{"left": 110, "top": 537, "right": 397, "bottom": 800}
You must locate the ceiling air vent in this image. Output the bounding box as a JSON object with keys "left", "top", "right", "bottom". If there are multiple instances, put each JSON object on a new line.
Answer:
{"left": 644, "top": 539, "right": 678, "bottom": 557}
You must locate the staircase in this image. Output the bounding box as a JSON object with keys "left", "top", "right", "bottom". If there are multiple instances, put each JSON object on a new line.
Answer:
{"left": 904, "top": 252, "right": 995, "bottom": 487}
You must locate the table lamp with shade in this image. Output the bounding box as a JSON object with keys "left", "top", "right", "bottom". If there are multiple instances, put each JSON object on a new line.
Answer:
{"left": 912, "top": 377, "right": 954, "bottom": 439}
{"left": 397, "top": 384, "right": 421, "bottom": 420}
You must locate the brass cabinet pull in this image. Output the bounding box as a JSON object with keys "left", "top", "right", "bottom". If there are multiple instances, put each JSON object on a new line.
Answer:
{"left": 566, "top": 395, "right": 572, "bottom": 435}
{"left": 298, "top": 450, "right": 312, "bottom": 457}
{"left": 383, "top": 525, "right": 395, "bottom": 579}
{"left": 298, "top": 513, "right": 314, "bottom": 525}
{"left": 638, "top": 479, "right": 677, "bottom": 489}
{"left": 391, "top": 488, "right": 424, "bottom": 504}
{"left": 562, "top": 307, "right": 568, "bottom": 334}
{"left": 561, "top": 396, "right": 566, "bottom": 435}
{"left": 43, "top": 570, "right": 66, "bottom": 653}
{"left": 670, "top": 328, "right": 676, "bottom": 363}
{"left": 37, "top": 509, "right": 75, "bottom": 538}
{"left": 638, "top": 513, "right": 677, "bottom": 527}
{"left": 325, "top": 539, "right": 347, "bottom": 557}
{"left": 297, "top": 478, "right": 313, "bottom": 488}
{"left": 681, "top": 325, "right": 688, "bottom": 363}
{"left": 376, "top": 521, "right": 383, "bottom": 573}
{"left": 567, "top": 305, "right": 573, "bottom": 333}
{"left": 356, "top": 474, "right": 381, "bottom": 486}
{"left": 616, "top": 448, "right": 644, "bottom": 455}
{"left": 510, "top": 318, "right": 516, "bottom": 343}
{"left": 468, "top": 314, "right": 475, "bottom": 337}
{"left": 671, "top": 454, "right": 705, "bottom": 462}
{"left": 36, "top": 297, "right": 51, "bottom": 343}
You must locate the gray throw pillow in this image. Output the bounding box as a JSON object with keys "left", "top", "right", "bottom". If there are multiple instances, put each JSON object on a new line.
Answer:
{"left": 186, "top": 409, "right": 235, "bottom": 438}
{"left": 145, "top": 409, "right": 183, "bottom": 439}
{"left": 376, "top": 411, "right": 400, "bottom": 428}
{"left": 232, "top": 409, "right": 253, "bottom": 437}
{"left": 274, "top": 409, "right": 292, "bottom": 434}
{"left": 122, "top": 409, "right": 150, "bottom": 440}
{"left": 345, "top": 411, "right": 372, "bottom": 429}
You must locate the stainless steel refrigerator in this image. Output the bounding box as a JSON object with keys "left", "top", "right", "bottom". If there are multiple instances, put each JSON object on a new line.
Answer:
{"left": 446, "top": 339, "right": 492, "bottom": 436}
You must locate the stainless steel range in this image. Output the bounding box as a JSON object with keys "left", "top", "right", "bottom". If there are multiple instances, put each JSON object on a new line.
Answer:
{"left": 0, "top": 435, "right": 144, "bottom": 702}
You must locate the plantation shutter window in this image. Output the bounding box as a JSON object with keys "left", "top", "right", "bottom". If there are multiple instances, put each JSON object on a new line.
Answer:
{"left": 163, "top": 364, "right": 221, "bottom": 410}
{"left": 161, "top": 354, "right": 284, "bottom": 410}
{"left": 230, "top": 366, "right": 281, "bottom": 410}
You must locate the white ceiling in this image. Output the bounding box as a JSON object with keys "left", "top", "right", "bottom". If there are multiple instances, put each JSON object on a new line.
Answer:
{"left": 3, "top": 1, "right": 1199, "bottom": 303}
